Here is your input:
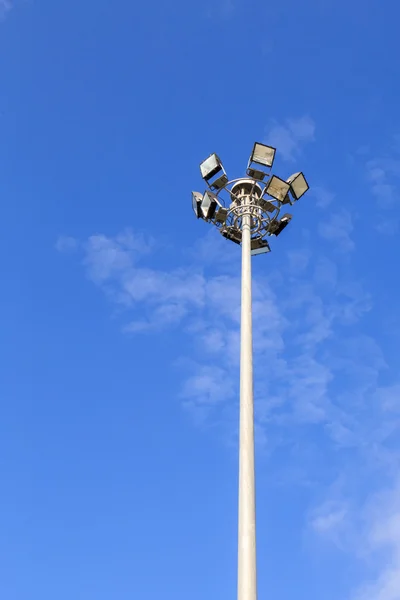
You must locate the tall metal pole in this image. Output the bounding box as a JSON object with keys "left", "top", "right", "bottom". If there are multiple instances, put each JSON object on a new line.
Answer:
{"left": 238, "top": 194, "right": 257, "bottom": 600}
{"left": 196, "top": 148, "right": 309, "bottom": 600}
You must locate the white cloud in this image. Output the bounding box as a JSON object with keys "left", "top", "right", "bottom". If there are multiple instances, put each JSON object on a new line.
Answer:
{"left": 205, "top": 0, "right": 236, "bottom": 19}
{"left": 318, "top": 209, "right": 354, "bottom": 252}
{"left": 62, "top": 226, "right": 400, "bottom": 600}
{"left": 366, "top": 157, "right": 400, "bottom": 208}
{"left": 55, "top": 235, "right": 79, "bottom": 254}
{"left": 65, "top": 229, "right": 382, "bottom": 443}
{"left": 220, "top": 0, "right": 235, "bottom": 17}
{"left": 182, "top": 365, "right": 235, "bottom": 407}
{"left": 311, "top": 502, "right": 348, "bottom": 537}
{"left": 287, "top": 248, "right": 311, "bottom": 273}
{"left": 266, "top": 116, "right": 315, "bottom": 161}
{"left": 374, "top": 384, "right": 400, "bottom": 413}
{"left": 313, "top": 185, "right": 335, "bottom": 209}
{"left": 351, "top": 480, "right": 400, "bottom": 600}
{"left": 0, "top": 0, "right": 12, "bottom": 18}
{"left": 313, "top": 256, "right": 338, "bottom": 289}
{"left": 375, "top": 218, "right": 399, "bottom": 236}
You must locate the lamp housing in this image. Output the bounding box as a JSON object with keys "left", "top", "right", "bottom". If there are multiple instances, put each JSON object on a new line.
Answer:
{"left": 287, "top": 172, "right": 309, "bottom": 201}
{"left": 192, "top": 192, "right": 203, "bottom": 219}
{"left": 249, "top": 143, "right": 276, "bottom": 168}
{"left": 268, "top": 213, "right": 292, "bottom": 236}
{"left": 201, "top": 190, "right": 221, "bottom": 220}
{"left": 247, "top": 142, "right": 276, "bottom": 180}
{"left": 200, "top": 153, "right": 228, "bottom": 190}
{"left": 221, "top": 226, "right": 242, "bottom": 245}
{"left": 251, "top": 237, "right": 271, "bottom": 256}
{"left": 265, "top": 175, "right": 291, "bottom": 203}
{"left": 214, "top": 207, "right": 229, "bottom": 224}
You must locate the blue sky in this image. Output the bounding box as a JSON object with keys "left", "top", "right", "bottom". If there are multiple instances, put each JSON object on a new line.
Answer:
{"left": 1, "top": 0, "right": 400, "bottom": 598}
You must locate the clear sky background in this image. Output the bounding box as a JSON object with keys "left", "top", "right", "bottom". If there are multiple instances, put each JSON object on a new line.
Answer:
{"left": 1, "top": 0, "right": 400, "bottom": 599}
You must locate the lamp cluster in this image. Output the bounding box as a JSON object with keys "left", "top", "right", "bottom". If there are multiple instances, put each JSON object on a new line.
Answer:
{"left": 192, "top": 142, "right": 309, "bottom": 256}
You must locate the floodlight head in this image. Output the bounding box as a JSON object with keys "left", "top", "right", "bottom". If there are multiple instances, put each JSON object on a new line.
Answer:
{"left": 201, "top": 190, "right": 221, "bottom": 220}
{"left": 210, "top": 173, "right": 228, "bottom": 191}
{"left": 200, "top": 153, "right": 222, "bottom": 180}
{"left": 268, "top": 213, "right": 292, "bottom": 236}
{"left": 192, "top": 192, "right": 203, "bottom": 219}
{"left": 251, "top": 237, "right": 271, "bottom": 256}
{"left": 214, "top": 207, "right": 228, "bottom": 224}
{"left": 221, "top": 226, "right": 242, "bottom": 245}
{"left": 256, "top": 198, "right": 276, "bottom": 213}
{"left": 250, "top": 142, "right": 276, "bottom": 169}
{"left": 287, "top": 172, "right": 309, "bottom": 201}
{"left": 200, "top": 153, "right": 228, "bottom": 191}
{"left": 247, "top": 167, "right": 266, "bottom": 181}
{"left": 265, "top": 175, "right": 291, "bottom": 203}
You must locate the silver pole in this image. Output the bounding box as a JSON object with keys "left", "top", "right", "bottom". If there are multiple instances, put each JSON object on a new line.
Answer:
{"left": 237, "top": 196, "right": 257, "bottom": 600}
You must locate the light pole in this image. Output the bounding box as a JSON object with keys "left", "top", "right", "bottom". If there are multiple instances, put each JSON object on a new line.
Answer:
{"left": 192, "top": 143, "right": 309, "bottom": 600}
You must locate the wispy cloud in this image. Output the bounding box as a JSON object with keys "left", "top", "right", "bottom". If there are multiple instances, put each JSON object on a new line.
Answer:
{"left": 0, "top": 0, "right": 12, "bottom": 18}
{"left": 205, "top": 0, "right": 236, "bottom": 19}
{"left": 308, "top": 374, "right": 400, "bottom": 598}
{"left": 375, "top": 217, "right": 399, "bottom": 236}
{"left": 220, "top": 0, "right": 235, "bottom": 17}
{"left": 59, "top": 222, "right": 400, "bottom": 600}
{"left": 365, "top": 148, "right": 400, "bottom": 209}
{"left": 318, "top": 209, "right": 354, "bottom": 252}
{"left": 313, "top": 185, "right": 335, "bottom": 209}
{"left": 312, "top": 475, "right": 400, "bottom": 600}
{"left": 266, "top": 116, "right": 315, "bottom": 161}
{"left": 59, "top": 226, "right": 376, "bottom": 441}
{"left": 352, "top": 480, "right": 400, "bottom": 600}
{"left": 55, "top": 235, "right": 79, "bottom": 254}
{"left": 310, "top": 501, "right": 348, "bottom": 538}
{"left": 366, "top": 160, "right": 398, "bottom": 208}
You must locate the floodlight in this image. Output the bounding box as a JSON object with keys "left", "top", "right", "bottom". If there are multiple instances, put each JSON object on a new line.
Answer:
{"left": 200, "top": 153, "right": 228, "bottom": 190}
{"left": 268, "top": 213, "right": 292, "bottom": 236}
{"left": 214, "top": 207, "right": 229, "bottom": 224}
{"left": 251, "top": 237, "right": 271, "bottom": 256}
{"left": 287, "top": 172, "right": 309, "bottom": 201}
{"left": 257, "top": 198, "right": 276, "bottom": 213}
{"left": 201, "top": 190, "right": 221, "bottom": 220}
{"left": 250, "top": 143, "right": 276, "bottom": 168}
{"left": 211, "top": 173, "right": 228, "bottom": 190}
{"left": 200, "top": 153, "right": 222, "bottom": 180}
{"left": 192, "top": 192, "right": 203, "bottom": 219}
{"left": 247, "top": 167, "right": 266, "bottom": 181}
{"left": 221, "top": 226, "right": 242, "bottom": 245}
{"left": 265, "top": 175, "right": 291, "bottom": 203}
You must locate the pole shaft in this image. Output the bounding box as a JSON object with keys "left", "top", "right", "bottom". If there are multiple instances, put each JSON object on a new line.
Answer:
{"left": 238, "top": 205, "right": 257, "bottom": 600}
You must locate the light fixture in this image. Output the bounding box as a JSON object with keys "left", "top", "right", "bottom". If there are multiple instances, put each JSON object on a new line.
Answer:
{"left": 287, "top": 172, "right": 309, "bottom": 201}
{"left": 201, "top": 190, "right": 221, "bottom": 220}
{"left": 221, "top": 226, "right": 242, "bottom": 245}
{"left": 268, "top": 213, "right": 292, "bottom": 236}
{"left": 214, "top": 207, "right": 229, "bottom": 224}
{"left": 200, "top": 153, "right": 228, "bottom": 190}
{"left": 249, "top": 143, "right": 276, "bottom": 168}
{"left": 257, "top": 198, "right": 276, "bottom": 213}
{"left": 247, "top": 167, "right": 266, "bottom": 181}
{"left": 247, "top": 142, "right": 276, "bottom": 180}
{"left": 265, "top": 175, "right": 291, "bottom": 203}
{"left": 251, "top": 237, "right": 271, "bottom": 256}
{"left": 211, "top": 173, "right": 228, "bottom": 190}
{"left": 192, "top": 192, "right": 203, "bottom": 219}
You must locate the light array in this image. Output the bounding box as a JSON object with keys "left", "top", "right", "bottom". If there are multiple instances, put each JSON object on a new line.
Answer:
{"left": 193, "top": 142, "right": 309, "bottom": 256}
